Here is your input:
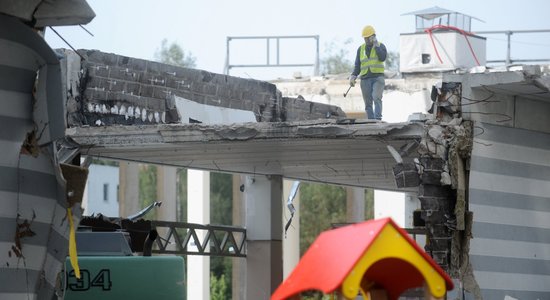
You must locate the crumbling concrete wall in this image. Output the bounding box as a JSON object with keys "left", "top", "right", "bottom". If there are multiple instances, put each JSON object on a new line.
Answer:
{"left": 418, "top": 82, "right": 474, "bottom": 279}
{"left": 391, "top": 80, "right": 476, "bottom": 295}
{"left": 60, "top": 50, "right": 345, "bottom": 127}
{"left": 0, "top": 15, "right": 86, "bottom": 299}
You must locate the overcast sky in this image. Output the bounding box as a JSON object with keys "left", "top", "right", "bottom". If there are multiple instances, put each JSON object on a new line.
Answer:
{"left": 45, "top": 0, "right": 550, "bottom": 80}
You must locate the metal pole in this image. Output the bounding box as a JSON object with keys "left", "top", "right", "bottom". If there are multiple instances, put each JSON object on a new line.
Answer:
{"left": 224, "top": 37, "right": 230, "bottom": 75}
{"left": 276, "top": 38, "right": 280, "bottom": 65}
{"left": 506, "top": 31, "right": 512, "bottom": 66}
{"left": 314, "top": 35, "right": 320, "bottom": 76}
{"left": 266, "top": 38, "right": 270, "bottom": 66}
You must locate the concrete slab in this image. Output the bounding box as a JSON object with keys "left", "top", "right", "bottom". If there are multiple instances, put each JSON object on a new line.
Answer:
{"left": 67, "top": 120, "right": 424, "bottom": 191}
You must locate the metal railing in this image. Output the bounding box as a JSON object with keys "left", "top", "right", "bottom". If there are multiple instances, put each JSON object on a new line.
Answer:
{"left": 475, "top": 29, "right": 550, "bottom": 65}
{"left": 151, "top": 220, "right": 246, "bottom": 257}
{"left": 224, "top": 35, "right": 320, "bottom": 76}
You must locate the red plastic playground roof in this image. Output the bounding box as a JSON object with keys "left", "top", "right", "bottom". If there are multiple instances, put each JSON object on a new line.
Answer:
{"left": 271, "top": 218, "right": 454, "bottom": 300}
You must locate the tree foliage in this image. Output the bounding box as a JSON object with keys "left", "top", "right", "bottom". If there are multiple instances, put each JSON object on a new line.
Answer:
{"left": 210, "top": 172, "right": 233, "bottom": 300}
{"left": 211, "top": 273, "right": 228, "bottom": 300}
{"left": 138, "top": 164, "right": 157, "bottom": 218}
{"left": 320, "top": 38, "right": 353, "bottom": 75}
{"left": 155, "top": 39, "right": 197, "bottom": 68}
{"left": 177, "top": 168, "right": 188, "bottom": 222}
{"left": 299, "top": 182, "right": 347, "bottom": 255}
{"left": 365, "top": 188, "right": 374, "bottom": 219}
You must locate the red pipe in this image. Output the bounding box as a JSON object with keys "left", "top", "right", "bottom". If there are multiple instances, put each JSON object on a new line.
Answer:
{"left": 424, "top": 25, "right": 481, "bottom": 66}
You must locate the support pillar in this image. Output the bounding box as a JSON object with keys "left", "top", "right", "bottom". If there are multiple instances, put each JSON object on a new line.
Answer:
{"left": 244, "top": 175, "right": 283, "bottom": 299}
{"left": 187, "top": 169, "right": 210, "bottom": 300}
{"left": 346, "top": 187, "right": 365, "bottom": 223}
{"left": 232, "top": 175, "right": 245, "bottom": 300}
{"left": 283, "top": 180, "right": 300, "bottom": 279}
{"left": 156, "top": 166, "right": 177, "bottom": 223}
{"left": 118, "top": 162, "right": 140, "bottom": 218}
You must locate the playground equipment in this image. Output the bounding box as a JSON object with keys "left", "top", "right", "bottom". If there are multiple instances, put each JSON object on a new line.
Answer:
{"left": 271, "top": 217, "right": 453, "bottom": 300}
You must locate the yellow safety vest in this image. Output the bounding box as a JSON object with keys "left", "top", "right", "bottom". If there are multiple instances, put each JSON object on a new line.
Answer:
{"left": 359, "top": 43, "right": 384, "bottom": 76}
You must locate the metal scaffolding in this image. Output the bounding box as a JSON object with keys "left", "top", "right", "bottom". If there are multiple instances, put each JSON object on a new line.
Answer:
{"left": 151, "top": 220, "right": 247, "bottom": 257}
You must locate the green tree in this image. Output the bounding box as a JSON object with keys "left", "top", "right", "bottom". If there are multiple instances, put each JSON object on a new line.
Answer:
{"left": 177, "top": 168, "right": 188, "bottom": 222}
{"left": 320, "top": 38, "right": 353, "bottom": 75}
{"left": 365, "top": 188, "right": 374, "bottom": 220}
{"left": 299, "top": 182, "right": 347, "bottom": 255}
{"left": 138, "top": 164, "right": 157, "bottom": 218}
{"left": 90, "top": 158, "right": 119, "bottom": 167}
{"left": 211, "top": 273, "right": 228, "bottom": 300}
{"left": 155, "top": 39, "right": 196, "bottom": 68}
{"left": 210, "top": 172, "right": 233, "bottom": 300}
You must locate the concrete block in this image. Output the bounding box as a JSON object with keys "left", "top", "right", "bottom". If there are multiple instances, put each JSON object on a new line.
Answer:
{"left": 145, "top": 60, "right": 164, "bottom": 74}
{"left": 108, "top": 66, "right": 141, "bottom": 82}
{"left": 393, "top": 162, "right": 420, "bottom": 188}
{"left": 80, "top": 50, "right": 119, "bottom": 66}
{"left": 216, "top": 86, "right": 232, "bottom": 99}
{"left": 420, "top": 156, "right": 445, "bottom": 170}
{"left": 107, "top": 79, "right": 125, "bottom": 93}
{"left": 125, "top": 82, "right": 141, "bottom": 96}
{"left": 202, "top": 84, "right": 217, "bottom": 96}
{"left": 200, "top": 70, "right": 215, "bottom": 83}
{"left": 431, "top": 251, "right": 449, "bottom": 267}
{"left": 190, "top": 82, "right": 203, "bottom": 93}
{"left": 421, "top": 170, "right": 442, "bottom": 185}
{"left": 230, "top": 89, "right": 243, "bottom": 100}
{"left": 165, "top": 77, "right": 183, "bottom": 89}
{"left": 419, "top": 184, "right": 451, "bottom": 197}
{"left": 431, "top": 237, "right": 451, "bottom": 249}
{"left": 152, "top": 87, "right": 173, "bottom": 99}
{"left": 126, "top": 57, "right": 147, "bottom": 71}
{"left": 140, "top": 85, "right": 154, "bottom": 98}
{"left": 418, "top": 196, "right": 441, "bottom": 210}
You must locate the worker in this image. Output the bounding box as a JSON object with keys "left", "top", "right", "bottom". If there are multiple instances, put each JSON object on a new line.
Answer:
{"left": 349, "top": 25, "right": 387, "bottom": 120}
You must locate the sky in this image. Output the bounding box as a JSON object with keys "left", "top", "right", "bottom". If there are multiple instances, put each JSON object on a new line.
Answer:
{"left": 45, "top": 0, "right": 550, "bottom": 80}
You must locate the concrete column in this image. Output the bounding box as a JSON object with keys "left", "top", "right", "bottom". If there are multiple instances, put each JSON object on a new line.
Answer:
{"left": 187, "top": 169, "right": 210, "bottom": 300}
{"left": 118, "top": 162, "right": 140, "bottom": 218}
{"left": 156, "top": 166, "right": 177, "bottom": 223}
{"left": 282, "top": 180, "right": 300, "bottom": 279}
{"left": 244, "top": 175, "right": 283, "bottom": 299}
{"left": 232, "top": 175, "right": 245, "bottom": 300}
{"left": 346, "top": 187, "right": 365, "bottom": 223}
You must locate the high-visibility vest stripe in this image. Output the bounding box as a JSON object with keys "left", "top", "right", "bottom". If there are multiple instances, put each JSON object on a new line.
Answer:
{"left": 359, "top": 43, "right": 384, "bottom": 76}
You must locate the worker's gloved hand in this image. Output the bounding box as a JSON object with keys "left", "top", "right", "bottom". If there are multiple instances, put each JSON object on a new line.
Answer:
{"left": 349, "top": 75, "right": 357, "bottom": 87}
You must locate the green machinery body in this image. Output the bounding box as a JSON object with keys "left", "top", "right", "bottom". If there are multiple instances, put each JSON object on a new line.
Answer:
{"left": 64, "top": 256, "right": 185, "bottom": 300}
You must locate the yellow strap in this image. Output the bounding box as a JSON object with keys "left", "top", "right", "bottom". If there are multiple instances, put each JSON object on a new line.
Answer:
{"left": 67, "top": 207, "right": 80, "bottom": 279}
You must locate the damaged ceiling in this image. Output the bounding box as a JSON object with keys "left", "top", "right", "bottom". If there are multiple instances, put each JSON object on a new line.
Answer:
{"left": 68, "top": 120, "right": 424, "bottom": 191}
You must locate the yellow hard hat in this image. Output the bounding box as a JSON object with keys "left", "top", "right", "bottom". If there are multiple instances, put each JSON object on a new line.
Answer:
{"left": 362, "top": 25, "right": 375, "bottom": 38}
